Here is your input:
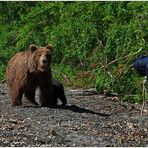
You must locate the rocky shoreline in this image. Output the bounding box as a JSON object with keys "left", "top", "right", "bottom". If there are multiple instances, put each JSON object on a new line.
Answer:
{"left": 0, "top": 82, "right": 148, "bottom": 146}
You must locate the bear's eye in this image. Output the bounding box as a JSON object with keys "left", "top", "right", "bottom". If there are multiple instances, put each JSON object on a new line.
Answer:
{"left": 38, "top": 53, "right": 42, "bottom": 57}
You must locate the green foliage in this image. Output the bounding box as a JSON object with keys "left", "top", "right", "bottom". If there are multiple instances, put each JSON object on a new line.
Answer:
{"left": 0, "top": 2, "right": 148, "bottom": 103}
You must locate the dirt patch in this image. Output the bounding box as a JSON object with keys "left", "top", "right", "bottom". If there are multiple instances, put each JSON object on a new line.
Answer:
{"left": 0, "top": 83, "right": 148, "bottom": 146}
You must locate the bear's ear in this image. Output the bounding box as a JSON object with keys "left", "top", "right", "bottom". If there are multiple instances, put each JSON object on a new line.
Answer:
{"left": 29, "top": 44, "right": 37, "bottom": 52}
{"left": 46, "top": 44, "right": 53, "bottom": 51}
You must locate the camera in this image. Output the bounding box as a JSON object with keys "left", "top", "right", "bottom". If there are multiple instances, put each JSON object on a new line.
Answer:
{"left": 133, "top": 55, "right": 148, "bottom": 76}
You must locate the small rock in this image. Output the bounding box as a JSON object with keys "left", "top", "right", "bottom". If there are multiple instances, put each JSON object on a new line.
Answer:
{"left": 127, "top": 122, "right": 134, "bottom": 129}
{"left": 143, "top": 128, "right": 147, "bottom": 132}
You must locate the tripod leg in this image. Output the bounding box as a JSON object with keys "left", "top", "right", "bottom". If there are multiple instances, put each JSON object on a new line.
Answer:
{"left": 140, "top": 76, "right": 147, "bottom": 116}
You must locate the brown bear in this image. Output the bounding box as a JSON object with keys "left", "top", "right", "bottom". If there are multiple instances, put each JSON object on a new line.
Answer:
{"left": 52, "top": 79, "right": 67, "bottom": 106}
{"left": 6, "top": 44, "right": 53, "bottom": 107}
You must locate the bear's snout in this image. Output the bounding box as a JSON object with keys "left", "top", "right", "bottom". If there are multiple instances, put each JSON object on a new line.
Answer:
{"left": 42, "top": 58, "right": 48, "bottom": 64}
{"left": 40, "top": 55, "right": 48, "bottom": 66}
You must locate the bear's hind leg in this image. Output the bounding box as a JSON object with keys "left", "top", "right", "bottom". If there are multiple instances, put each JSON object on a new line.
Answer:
{"left": 59, "top": 86, "right": 67, "bottom": 106}
{"left": 59, "top": 94, "right": 67, "bottom": 106}
{"left": 53, "top": 94, "right": 58, "bottom": 106}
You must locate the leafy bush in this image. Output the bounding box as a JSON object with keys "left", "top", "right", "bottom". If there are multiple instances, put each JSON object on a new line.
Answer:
{"left": 0, "top": 2, "right": 148, "bottom": 103}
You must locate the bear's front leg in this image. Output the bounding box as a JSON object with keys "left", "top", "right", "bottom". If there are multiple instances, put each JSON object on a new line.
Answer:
{"left": 39, "top": 81, "right": 53, "bottom": 107}
{"left": 10, "top": 87, "right": 23, "bottom": 106}
{"left": 24, "top": 88, "right": 39, "bottom": 106}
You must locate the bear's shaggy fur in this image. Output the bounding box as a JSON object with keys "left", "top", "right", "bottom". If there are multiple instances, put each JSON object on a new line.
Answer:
{"left": 52, "top": 79, "right": 67, "bottom": 106}
{"left": 6, "top": 44, "right": 53, "bottom": 107}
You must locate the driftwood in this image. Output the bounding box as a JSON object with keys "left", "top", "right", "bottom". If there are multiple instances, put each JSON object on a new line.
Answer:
{"left": 0, "top": 79, "right": 6, "bottom": 83}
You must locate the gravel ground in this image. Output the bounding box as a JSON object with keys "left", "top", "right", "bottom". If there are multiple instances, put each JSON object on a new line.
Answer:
{"left": 0, "top": 82, "right": 148, "bottom": 147}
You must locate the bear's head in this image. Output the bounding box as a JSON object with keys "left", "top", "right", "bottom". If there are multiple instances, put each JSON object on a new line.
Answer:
{"left": 29, "top": 44, "right": 53, "bottom": 73}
